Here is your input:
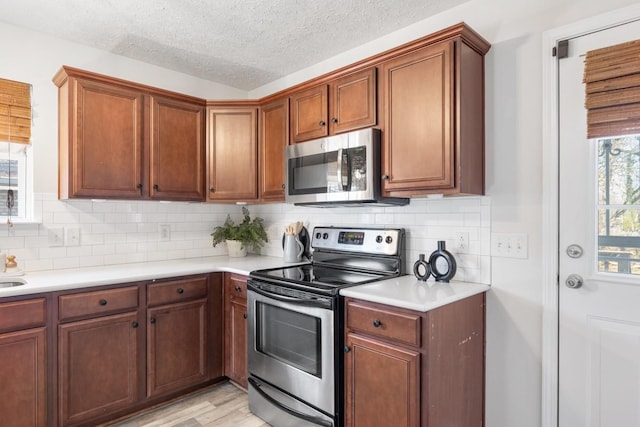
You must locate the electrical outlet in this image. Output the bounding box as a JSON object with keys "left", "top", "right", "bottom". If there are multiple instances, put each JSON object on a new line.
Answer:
{"left": 159, "top": 224, "right": 171, "bottom": 242}
{"left": 48, "top": 227, "right": 64, "bottom": 247}
{"left": 454, "top": 232, "right": 469, "bottom": 253}
{"left": 491, "top": 232, "right": 528, "bottom": 259}
{"left": 66, "top": 227, "right": 80, "bottom": 246}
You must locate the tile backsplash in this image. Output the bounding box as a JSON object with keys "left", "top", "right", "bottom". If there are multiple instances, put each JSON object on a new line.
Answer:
{"left": 0, "top": 193, "right": 490, "bottom": 284}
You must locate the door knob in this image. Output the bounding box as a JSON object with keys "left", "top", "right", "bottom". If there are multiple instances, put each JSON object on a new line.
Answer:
{"left": 565, "top": 274, "right": 584, "bottom": 289}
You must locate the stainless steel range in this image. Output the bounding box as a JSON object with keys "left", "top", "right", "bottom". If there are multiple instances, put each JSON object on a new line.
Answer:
{"left": 247, "top": 226, "right": 405, "bottom": 427}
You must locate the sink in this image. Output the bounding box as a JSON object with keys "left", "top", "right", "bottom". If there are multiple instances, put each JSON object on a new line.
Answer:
{"left": 0, "top": 277, "right": 27, "bottom": 288}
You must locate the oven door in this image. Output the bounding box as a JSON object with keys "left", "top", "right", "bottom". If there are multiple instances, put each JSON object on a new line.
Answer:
{"left": 247, "top": 280, "right": 335, "bottom": 415}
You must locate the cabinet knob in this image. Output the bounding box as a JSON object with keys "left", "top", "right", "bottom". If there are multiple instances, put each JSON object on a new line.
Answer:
{"left": 281, "top": 184, "right": 285, "bottom": 189}
{"left": 235, "top": 285, "right": 241, "bottom": 292}
{"left": 381, "top": 175, "right": 389, "bottom": 180}
{"left": 177, "top": 288, "right": 184, "bottom": 294}
{"left": 319, "top": 120, "right": 326, "bottom": 126}
{"left": 344, "top": 346, "right": 351, "bottom": 353}
{"left": 153, "top": 184, "right": 159, "bottom": 190}
{"left": 372, "top": 319, "right": 381, "bottom": 327}
{"left": 209, "top": 187, "right": 214, "bottom": 192}
{"left": 243, "top": 313, "right": 247, "bottom": 319}
{"left": 136, "top": 183, "right": 143, "bottom": 190}
{"left": 132, "top": 321, "right": 139, "bottom": 328}
{"left": 150, "top": 317, "right": 156, "bottom": 324}
{"left": 99, "top": 299, "right": 107, "bottom": 306}
{"left": 331, "top": 117, "right": 338, "bottom": 123}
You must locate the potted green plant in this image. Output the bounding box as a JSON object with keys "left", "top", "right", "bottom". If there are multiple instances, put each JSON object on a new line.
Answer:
{"left": 211, "top": 207, "right": 268, "bottom": 257}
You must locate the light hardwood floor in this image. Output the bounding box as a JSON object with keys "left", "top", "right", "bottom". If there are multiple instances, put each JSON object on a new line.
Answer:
{"left": 107, "top": 382, "right": 270, "bottom": 427}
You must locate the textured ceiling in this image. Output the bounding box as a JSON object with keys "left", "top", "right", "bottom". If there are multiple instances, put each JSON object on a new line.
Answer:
{"left": 0, "top": 0, "right": 467, "bottom": 90}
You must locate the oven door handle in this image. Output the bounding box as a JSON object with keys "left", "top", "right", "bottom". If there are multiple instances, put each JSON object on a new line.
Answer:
{"left": 248, "top": 377, "right": 333, "bottom": 427}
{"left": 248, "top": 282, "right": 332, "bottom": 309}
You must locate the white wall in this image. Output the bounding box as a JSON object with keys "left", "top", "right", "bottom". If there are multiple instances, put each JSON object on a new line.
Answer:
{"left": 2, "top": 1, "right": 639, "bottom": 426}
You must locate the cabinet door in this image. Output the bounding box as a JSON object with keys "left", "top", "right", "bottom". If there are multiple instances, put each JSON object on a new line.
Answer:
{"left": 259, "top": 98, "right": 289, "bottom": 202}
{"left": 344, "top": 333, "right": 420, "bottom": 427}
{"left": 330, "top": 68, "right": 377, "bottom": 134}
{"left": 380, "top": 42, "right": 454, "bottom": 194}
{"left": 224, "top": 273, "right": 248, "bottom": 388}
{"left": 147, "top": 299, "right": 208, "bottom": 397}
{"left": 290, "top": 85, "right": 328, "bottom": 142}
{"left": 69, "top": 79, "right": 145, "bottom": 198}
{"left": 150, "top": 96, "right": 205, "bottom": 201}
{"left": 58, "top": 312, "right": 139, "bottom": 426}
{"left": 0, "top": 328, "right": 46, "bottom": 427}
{"left": 224, "top": 296, "right": 247, "bottom": 388}
{"left": 206, "top": 108, "right": 258, "bottom": 201}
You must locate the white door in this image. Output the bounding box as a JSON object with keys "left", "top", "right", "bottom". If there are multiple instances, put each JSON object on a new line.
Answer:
{"left": 559, "top": 19, "right": 640, "bottom": 426}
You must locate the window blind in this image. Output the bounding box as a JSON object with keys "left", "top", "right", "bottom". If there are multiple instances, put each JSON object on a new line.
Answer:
{"left": 0, "top": 78, "right": 31, "bottom": 144}
{"left": 583, "top": 39, "right": 640, "bottom": 139}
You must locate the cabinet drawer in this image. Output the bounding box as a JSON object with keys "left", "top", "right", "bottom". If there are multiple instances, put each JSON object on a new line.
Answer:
{"left": 59, "top": 286, "right": 139, "bottom": 321}
{"left": 0, "top": 298, "right": 46, "bottom": 333}
{"left": 225, "top": 274, "right": 247, "bottom": 300}
{"left": 147, "top": 276, "right": 208, "bottom": 307}
{"left": 346, "top": 300, "right": 421, "bottom": 347}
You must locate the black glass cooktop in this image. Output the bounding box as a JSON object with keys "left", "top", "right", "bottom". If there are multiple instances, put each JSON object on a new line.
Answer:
{"left": 250, "top": 263, "right": 389, "bottom": 295}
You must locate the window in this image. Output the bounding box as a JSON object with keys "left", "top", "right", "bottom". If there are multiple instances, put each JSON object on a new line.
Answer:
{"left": 597, "top": 135, "right": 640, "bottom": 274}
{"left": 0, "top": 144, "right": 29, "bottom": 220}
{"left": 0, "top": 78, "right": 32, "bottom": 222}
{"left": 584, "top": 39, "right": 640, "bottom": 275}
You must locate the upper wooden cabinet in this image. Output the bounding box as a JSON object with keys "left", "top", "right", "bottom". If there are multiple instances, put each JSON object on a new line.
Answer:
{"left": 259, "top": 97, "right": 289, "bottom": 202}
{"left": 53, "top": 66, "right": 206, "bottom": 201}
{"left": 150, "top": 96, "right": 206, "bottom": 200}
{"left": 290, "top": 67, "right": 377, "bottom": 143}
{"left": 54, "top": 23, "right": 488, "bottom": 203}
{"left": 330, "top": 67, "right": 377, "bottom": 135}
{"left": 380, "top": 36, "right": 487, "bottom": 197}
{"left": 206, "top": 106, "right": 258, "bottom": 202}
{"left": 290, "top": 84, "right": 328, "bottom": 143}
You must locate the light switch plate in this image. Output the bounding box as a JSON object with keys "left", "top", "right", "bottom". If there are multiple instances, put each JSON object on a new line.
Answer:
{"left": 159, "top": 224, "right": 171, "bottom": 242}
{"left": 491, "top": 232, "right": 528, "bottom": 259}
{"left": 66, "top": 227, "right": 80, "bottom": 246}
{"left": 48, "top": 227, "right": 64, "bottom": 247}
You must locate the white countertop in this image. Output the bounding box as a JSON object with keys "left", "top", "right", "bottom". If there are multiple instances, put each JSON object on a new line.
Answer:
{"left": 0, "top": 255, "right": 297, "bottom": 298}
{"left": 340, "top": 275, "right": 490, "bottom": 312}
{"left": 0, "top": 257, "right": 490, "bottom": 312}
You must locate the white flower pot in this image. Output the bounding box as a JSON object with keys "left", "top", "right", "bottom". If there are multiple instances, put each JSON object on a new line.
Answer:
{"left": 226, "top": 239, "right": 247, "bottom": 257}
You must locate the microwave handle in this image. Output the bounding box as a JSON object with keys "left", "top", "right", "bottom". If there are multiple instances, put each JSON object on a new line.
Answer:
{"left": 337, "top": 148, "right": 351, "bottom": 191}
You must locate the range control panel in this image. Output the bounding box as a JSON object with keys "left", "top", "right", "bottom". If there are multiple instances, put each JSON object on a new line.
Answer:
{"left": 311, "top": 227, "right": 404, "bottom": 256}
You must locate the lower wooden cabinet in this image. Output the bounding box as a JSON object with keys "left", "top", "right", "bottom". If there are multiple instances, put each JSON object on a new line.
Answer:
{"left": 58, "top": 312, "right": 139, "bottom": 426}
{"left": 0, "top": 327, "right": 47, "bottom": 427}
{"left": 223, "top": 273, "right": 248, "bottom": 388}
{"left": 147, "top": 299, "right": 208, "bottom": 397}
{"left": 52, "top": 273, "right": 220, "bottom": 426}
{"left": 0, "top": 298, "right": 47, "bottom": 427}
{"left": 344, "top": 294, "right": 485, "bottom": 427}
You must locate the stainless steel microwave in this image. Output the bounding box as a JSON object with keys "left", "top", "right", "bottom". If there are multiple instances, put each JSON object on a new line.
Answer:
{"left": 285, "top": 128, "right": 409, "bottom": 207}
